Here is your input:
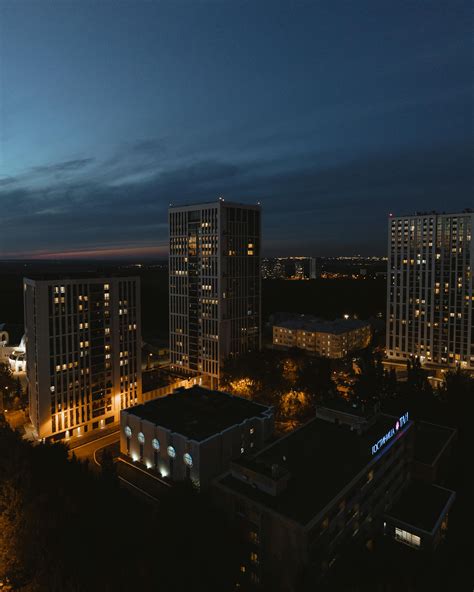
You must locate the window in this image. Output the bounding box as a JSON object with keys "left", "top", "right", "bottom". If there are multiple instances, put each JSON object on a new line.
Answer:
{"left": 167, "top": 446, "right": 176, "bottom": 458}
{"left": 250, "top": 552, "right": 259, "bottom": 565}
{"left": 395, "top": 527, "right": 421, "bottom": 548}
{"left": 249, "top": 531, "right": 259, "bottom": 544}
{"left": 183, "top": 453, "right": 193, "bottom": 467}
{"left": 152, "top": 438, "right": 160, "bottom": 451}
{"left": 138, "top": 432, "right": 145, "bottom": 444}
{"left": 124, "top": 425, "right": 132, "bottom": 438}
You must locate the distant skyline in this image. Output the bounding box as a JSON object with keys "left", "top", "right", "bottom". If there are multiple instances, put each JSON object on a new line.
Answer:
{"left": 0, "top": 1, "right": 472, "bottom": 259}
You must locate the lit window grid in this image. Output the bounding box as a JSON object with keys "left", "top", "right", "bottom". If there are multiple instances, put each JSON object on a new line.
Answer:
{"left": 169, "top": 203, "right": 261, "bottom": 387}
{"left": 386, "top": 213, "right": 473, "bottom": 368}
{"left": 25, "top": 277, "right": 142, "bottom": 439}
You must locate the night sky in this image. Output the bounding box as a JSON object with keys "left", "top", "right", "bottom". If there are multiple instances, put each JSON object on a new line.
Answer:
{"left": 0, "top": 1, "right": 471, "bottom": 259}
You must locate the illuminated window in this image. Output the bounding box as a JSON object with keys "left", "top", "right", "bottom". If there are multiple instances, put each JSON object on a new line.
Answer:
{"left": 183, "top": 453, "right": 193, "bottom": 467}
{"left": 152, "top": 438, "right": 160, "bottom": 451}
{"left": 167, "top": 446, "right": 176, "bottom": 458}
{"left": 250, "top": 552, "right": 259, "bottom": 564}
{"left": 124, "top": 426, "right": 132, "bottom": 438}
{"left": 395, "top": 528, "right": 421, "bottom": 548}
{"left": 138, "top": 432, "right": 145, "bottom": 444}
{"left": 249, "top": 531, "right": 259, "bottom": 544}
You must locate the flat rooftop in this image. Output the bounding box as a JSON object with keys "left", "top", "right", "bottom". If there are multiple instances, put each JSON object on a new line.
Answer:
{"left": 274, "top": 316, "right": 369, "bottom": 334}
{"left": 127, "top": 386, "right": 272, "bottom": 441}
{"left": 414, "top": 421, "right": 456, "bottom": 466}
{"left": 317, "top": 398, "right": 378, "bottom": 419}
{"left": 169, "top": 199, "right": 260, "bottom": 210}
{"left": 386, "top": 481, "right": 455, "bottom": 533}
{"left": 217, "top": 413, "right": 412, "bottom": 525}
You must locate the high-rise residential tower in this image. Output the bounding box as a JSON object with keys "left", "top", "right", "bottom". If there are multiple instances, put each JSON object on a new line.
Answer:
{"left": 386, "top": 211, "right": 473, "bottom": 369}
{"left": 169, "top": 199, "right": 261, "bottom": 388}
{"left": 24, "top": 276, "right": 142, "bottom": 440}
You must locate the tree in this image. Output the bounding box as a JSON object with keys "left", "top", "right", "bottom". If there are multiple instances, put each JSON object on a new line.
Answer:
{"left": 0, "top": 363, "right": 16, "bottom": 410}
{"left": 0, "top": 423, "right": 240, "bottom": 592}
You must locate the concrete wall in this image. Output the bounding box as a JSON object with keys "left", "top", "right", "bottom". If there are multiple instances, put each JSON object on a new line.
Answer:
{"left": 120, "top": 404, "right": 274, "bottom": 490}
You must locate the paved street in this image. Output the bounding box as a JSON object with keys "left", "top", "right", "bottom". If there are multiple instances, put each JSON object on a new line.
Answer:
{"left": 69, "top": 429, "right": 120, "bottom": 469}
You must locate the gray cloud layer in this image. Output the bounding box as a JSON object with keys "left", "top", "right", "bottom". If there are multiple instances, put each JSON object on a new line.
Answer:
{"left": 0, "top": 140, "right": 472, "bottom": 258}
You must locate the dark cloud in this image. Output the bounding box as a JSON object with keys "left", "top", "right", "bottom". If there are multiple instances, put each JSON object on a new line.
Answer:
{"left": 31, "top": 158, "right": 95, "bottom": 175}
{"left": 0, "top": 177, "right": 17, "bottom": 187}
{"left": 0, "top": 141, "right": 471, "bottom": 258}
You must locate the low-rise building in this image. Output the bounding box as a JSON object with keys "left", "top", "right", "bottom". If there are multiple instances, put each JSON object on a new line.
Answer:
{"left": 272, "top": 315, "right": 371, "bottom": 358}
{"left": 120, "top": 385, "right": 274, "bottom": 491}
{"left": 0, "top": 323, "right": 26, "bottom": 372}
{"left": 213, "top": 412, "right": 414, "bottom": 590}
{"left": 384, "top": 480, "right": 455, "bottom": 551}
{"left": 213, "top": 410, "right": 455, "bottom": 590}
{"left": 412, "top": 420, "right": 457, "bottom": 485}
{"left": 8, "top": 335, "right": 26, "bottom": 373}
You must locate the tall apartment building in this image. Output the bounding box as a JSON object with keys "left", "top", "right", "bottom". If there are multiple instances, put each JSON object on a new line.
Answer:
{"left": 386, "top": 211, "right": 473, "bottom": 369}
{"left": 24, "top": 276, "right": 142, "bottom": 440}
{"left": 169, "top": 199, "right": 261, "bottom": 388}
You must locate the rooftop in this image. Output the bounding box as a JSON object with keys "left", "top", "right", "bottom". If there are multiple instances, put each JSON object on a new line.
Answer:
{"left": 414, "top": 421, "right": 457, "bottom": 466}
{"left": 386, "top": 481, "right": 455, "bottom": 533}
{"left": 317, "top": 398, "right": 379, "bottom": 419}
{"left": 168, "top": 199, "right": 260, "bottom": 210}
{"left": 217, "top": 413, "right": 412, "bottom": 525}
{"left": 127, "top": 386, "right": 272, "bottom": 441}
{"left": 390, "top": 209, "right": 472, "bottom": 219}
{"left": 274, "top": 315, "right": 370, "bottom": 335}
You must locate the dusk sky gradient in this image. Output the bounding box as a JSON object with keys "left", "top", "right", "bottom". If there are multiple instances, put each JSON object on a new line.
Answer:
{"left": 0, "top": 1, "right": 472, "bottom": 258}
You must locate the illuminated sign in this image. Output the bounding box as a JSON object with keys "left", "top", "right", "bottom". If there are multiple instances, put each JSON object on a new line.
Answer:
{"left": 371, "top": 412, "right": 409, "bottom": 455}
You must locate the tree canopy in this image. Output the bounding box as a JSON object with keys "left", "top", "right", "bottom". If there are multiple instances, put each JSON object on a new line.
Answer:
{"left": 0, "top": 425, "right": 239, "bottom": 592}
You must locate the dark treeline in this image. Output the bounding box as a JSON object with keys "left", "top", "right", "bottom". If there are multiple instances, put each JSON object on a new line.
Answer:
{"left": 0, "top": 424, "right": 239, "bottom": 592}
{"left": 262, "top": 278, "right": 386, "bottom": 322}
{"left": 0, "top": 267, "right": 385, "bottom": 342}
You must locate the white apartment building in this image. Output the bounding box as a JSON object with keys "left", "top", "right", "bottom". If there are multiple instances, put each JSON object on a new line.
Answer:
{"left": 169, "top": 199, "right": 261, "bottom": 388}
{"left": 386, "top": 211, "right": 473, "bottom": 369}
{"left": 24, "top": 276, "right": 142, "bottom": 440}
{"left": 273, "top": 316, "right": 371, "bottom": 358}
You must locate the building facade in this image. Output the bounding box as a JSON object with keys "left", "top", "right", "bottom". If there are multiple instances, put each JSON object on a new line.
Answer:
{"left": 273, "top": 316, "right": 371, "bottom": 358}
{"left": 24, "top": 276, "right": 142, "bottom": 440}
{"left": 120, "top": 385, "right": 274, "bottom": 490}
{"left": 386, "top": 211, "right": 473, "bottom": 369}
{"left": 169, "top": 199, "right": 261, "bottom": 388}
{"left": 214, "top": 410, "right": 455, "bottom": 590}
{"left": 213, "top": 412, "right": 415, "bottom": 590}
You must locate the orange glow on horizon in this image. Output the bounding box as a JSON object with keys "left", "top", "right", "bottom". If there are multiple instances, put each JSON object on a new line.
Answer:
{"left": 2, "top": 244, "right": 168, "bottom": 260}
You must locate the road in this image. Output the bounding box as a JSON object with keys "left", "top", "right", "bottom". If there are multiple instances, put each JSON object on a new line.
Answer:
{"left": 67, "top": 429, "right": 167, "bottom": 504}
{"left": 69, "top": 430, "right": 120, "bottom": 468}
